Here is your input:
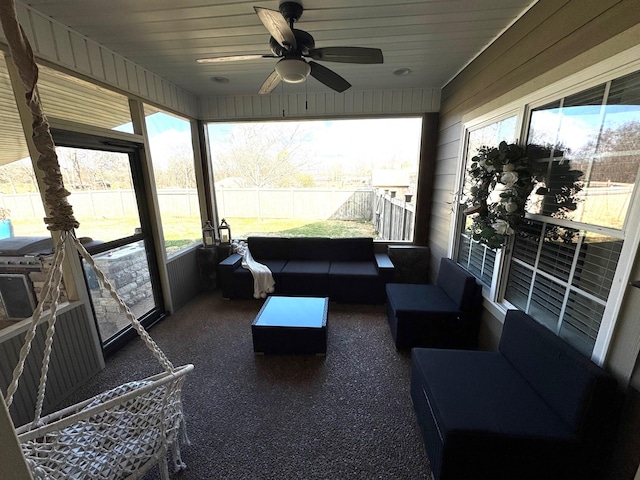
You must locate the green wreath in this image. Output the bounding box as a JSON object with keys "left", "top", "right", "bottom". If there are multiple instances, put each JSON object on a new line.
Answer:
{"left": 463, "top": 141, "right": 536, "bottom": 249}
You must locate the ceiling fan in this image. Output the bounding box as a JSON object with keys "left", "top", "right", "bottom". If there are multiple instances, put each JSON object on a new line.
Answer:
{"left": 196, "top": 1, "right": 383, "bottom": 94}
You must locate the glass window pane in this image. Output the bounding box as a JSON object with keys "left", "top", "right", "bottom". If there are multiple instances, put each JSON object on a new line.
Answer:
{"left": 538, "top": 225, "right": 579, "bottom": 282}
{"left": 456, "top": 115, "right": 517, "bottom": 283}
{"left": 572, "top": 234, "right": 622, "bottom": 301}
{"left": 560, "top": 291, "right": 605, "bottom": 356}
{"left": 37, "top": 65, "right": 133, "bottom": 133}
{"left": 504, "top": 262, "right": 533, "bottom": 311}
{"left": 528, "top": 274, "right": 564, "bottom": 332}
{"left": 56, "top": 147, "right": 140, "bottom": 242}
{"left": 511, "top": 220, "right": 543, "bottom": 266}
{"left": 527, "top": 70, "right": 640, "bottom": 229}
{"left": 82, "top": 240, "right": 154, "bottom": 341}
{"left": 208, "top": 118, "right": 422, "bottom": 240}
{"left": 145, "top": 107, "right": 201, "bottom": 257}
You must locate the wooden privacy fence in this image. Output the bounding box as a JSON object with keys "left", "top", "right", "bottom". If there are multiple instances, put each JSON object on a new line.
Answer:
{"left": 374, "top": 190, "right": 415, "bottom": 241}
{"left": 216, "top": 188, "right": 374, "bottom": 221}
{"left": 0, "top": 188, "right": 373, "bottom": 221}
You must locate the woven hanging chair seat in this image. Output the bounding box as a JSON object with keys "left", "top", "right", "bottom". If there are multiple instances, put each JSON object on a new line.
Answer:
{"left": 17, "top": 365, "right": 193, "bottom": 480}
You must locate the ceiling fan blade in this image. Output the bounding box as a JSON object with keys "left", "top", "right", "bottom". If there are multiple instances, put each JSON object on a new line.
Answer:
{"left": 258, "top": 70, "right": 282, "bottom": 95}
{"left": 309, "top": 61, "right": 351, "bottom": 93}
{"left": 254, "top": 7, "right": 296, "bottom": 50}
{"left": 308, "top": 47, "right": 383, "bottom": 64}
{"left": 196, "top": 54, "right": 276, "bottom": 64}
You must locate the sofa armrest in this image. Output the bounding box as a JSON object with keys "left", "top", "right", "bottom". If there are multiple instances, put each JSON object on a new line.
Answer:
{"left": 218, "top": 253, "right": 243, "bottom": 299}
{"left": 375, "top": 253, "right": 395, "bottom": 283}
{"left": 219, "top": 252, "right": 242, "bottom": 270}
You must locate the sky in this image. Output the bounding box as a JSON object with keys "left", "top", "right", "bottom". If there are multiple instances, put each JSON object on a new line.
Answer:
{"left": 207, "top": 116, "right": 424, "bottom": 173}
{"left": 110, "top": 115, "right": 424, "bottom": 178}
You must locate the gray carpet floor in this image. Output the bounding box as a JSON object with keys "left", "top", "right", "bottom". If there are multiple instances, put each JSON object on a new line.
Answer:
{"left": 63, "top": 291, "right": 432, "bottom": 479}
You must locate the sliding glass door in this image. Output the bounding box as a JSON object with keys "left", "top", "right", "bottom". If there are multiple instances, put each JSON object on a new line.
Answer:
{"left": 52, "top": 130, "right": 164, "bottom": 355}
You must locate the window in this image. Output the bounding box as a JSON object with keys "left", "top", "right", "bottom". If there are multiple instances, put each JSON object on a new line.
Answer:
{"left": 456, "top": 116, "right": 517, "bottom": 287}
{"left": 455, "top": 68, "right": 640, "bottom": 359}
{"left": 55, "top": 146, "right": 140, "bottom": 242}
{"left": 144, "top": 107, "right": 201, "bottom": 257}
{"left": 207, "top": 117, "right": 423, "bottom": 240}
{"left": 526, "top": 75, "right": 640, "bottom": 230}
{"left": 504, "top": 220, "right": 622, "bottom": 356}
{"left": 505, "top": 70, "right": 640, "bottom": 356}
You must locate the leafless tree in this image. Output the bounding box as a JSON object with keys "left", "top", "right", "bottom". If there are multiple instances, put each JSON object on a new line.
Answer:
{"left": 211, "top": 123, "right": 318, "bottom": 188}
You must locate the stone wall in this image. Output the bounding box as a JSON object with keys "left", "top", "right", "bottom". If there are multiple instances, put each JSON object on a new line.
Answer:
{"left": 84, "top": 244, "right": 153, "bottom": 339}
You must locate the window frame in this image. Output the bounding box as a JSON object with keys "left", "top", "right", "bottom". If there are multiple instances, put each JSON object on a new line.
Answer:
{"left": 450, "top": 108, "right": 523, "bottom": 303}
{"left": 206, "top": 116, "right": 424, "bottom": 241}
{"left": 451, "top": 60, "right": 640, "bottom": 364}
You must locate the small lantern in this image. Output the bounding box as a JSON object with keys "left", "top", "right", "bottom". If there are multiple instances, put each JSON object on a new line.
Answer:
{"left": 202, "top": 220, "right": 215, "bottom": 247}
{"left": 218, "top": 218, "right": 231, "bottom": 245}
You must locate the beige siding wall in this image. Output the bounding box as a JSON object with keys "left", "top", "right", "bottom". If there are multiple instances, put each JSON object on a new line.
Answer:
{"left": 432, "top": 0, "right": 640, "bottom": 356}
{"left": 440, "top": 0, "right": 640, "bottom": 118}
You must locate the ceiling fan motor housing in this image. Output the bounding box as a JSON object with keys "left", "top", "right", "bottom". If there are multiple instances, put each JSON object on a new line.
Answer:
{"left": 269, "top": 29, "right": 315, "bottom": 56}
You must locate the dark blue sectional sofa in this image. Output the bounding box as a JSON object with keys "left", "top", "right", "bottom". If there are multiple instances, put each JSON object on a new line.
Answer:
{"left": 218, "top": 236, "right": 394, "bottom": 304}
{"left": 411, "top": 309, "right": 619, "bottom": 480}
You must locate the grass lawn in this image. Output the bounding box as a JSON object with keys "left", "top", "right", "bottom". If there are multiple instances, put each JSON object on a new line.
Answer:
{"left": 229, "top": 218, "right": 376, "bottom": 238}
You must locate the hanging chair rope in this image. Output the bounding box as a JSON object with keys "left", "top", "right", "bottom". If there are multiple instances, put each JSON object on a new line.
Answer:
{"left": 1, "top": 4, "right": 192, "bottom": 478}
{"left": 72, "top": 233, "right": 175, "bottom": 373}
{"left": 0, "top": 0, "right": 78, "bottom": 232}
{"left": 31, "top": 232, "right": 67, "bottom": 425}
{"left": 3, "top": 230, "right": 66, "bottom": 410}
{"left": 1, "top": 0, "right": 174, "bottom": 421}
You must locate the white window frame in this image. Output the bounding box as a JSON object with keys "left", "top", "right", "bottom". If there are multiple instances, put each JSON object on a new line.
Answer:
{"left": 449, "top": 108, "right": 523, "bottom": 304}
{"left": 450, "top": 46, "right": 640, "bottom": 364}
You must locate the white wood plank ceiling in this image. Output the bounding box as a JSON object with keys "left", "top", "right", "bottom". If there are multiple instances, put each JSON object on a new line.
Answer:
{"left": 21, "top": 0, "right": 536, "bottom": 97}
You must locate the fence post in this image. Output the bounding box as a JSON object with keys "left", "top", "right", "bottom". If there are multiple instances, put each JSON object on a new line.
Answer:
{"left": 401, "top": 197, "right": 407, "bottom": 240}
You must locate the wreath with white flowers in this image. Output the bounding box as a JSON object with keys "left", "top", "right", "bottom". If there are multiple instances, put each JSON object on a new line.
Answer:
{"left": 463, "top": 141, "right": 536, "bottom": 249}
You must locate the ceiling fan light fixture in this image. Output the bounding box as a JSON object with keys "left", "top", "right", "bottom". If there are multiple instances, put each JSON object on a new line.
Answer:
{"left": 275, "top": 58, "right": 311, "bottom": 83}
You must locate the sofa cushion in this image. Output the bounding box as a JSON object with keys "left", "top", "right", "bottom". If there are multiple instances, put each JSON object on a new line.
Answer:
{"left": 386, "top": 283, "right": 460, "bottom": 315}
{"left": 329, "top": 261, "right": 377, "bottom": 277}
{"left": 288, "top": 238, "right": 332, "bottom": 261}
{"left": 247, "top": 237, "right": 290, "bottom": 260}
{"left": 281, "top": 260, "right": 330, "bottom": 275}
{"left": 279, "top": 260, "right": 330, "bottom": 297}
{"left": 436, "top": 258, "right": 479, "bottom": 309}
{"left": 235, "top": 258, "right": 288, "bottom": 275}
{"left": 331, "top": 238, "right": 374, "bottom": 262}
{"left": 499, "top": 310, "right": 617, "bottom": 434}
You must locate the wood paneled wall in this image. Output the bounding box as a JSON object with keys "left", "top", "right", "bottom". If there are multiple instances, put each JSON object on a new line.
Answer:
{"left": 0, "top": 305, "right": 103, "bottom": 428}
{"left": 0, "top": 1, "right": 198, "bottom": 118}
{"left": 199, "top": 88, "right": 440, "bottom": 120}
{"left": 166, "top": 248, "right": 202, "bottom": 313}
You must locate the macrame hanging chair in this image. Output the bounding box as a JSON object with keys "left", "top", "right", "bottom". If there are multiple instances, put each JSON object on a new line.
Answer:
{"left": 0, "top": 2, "right": 193, "bottom": 479}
